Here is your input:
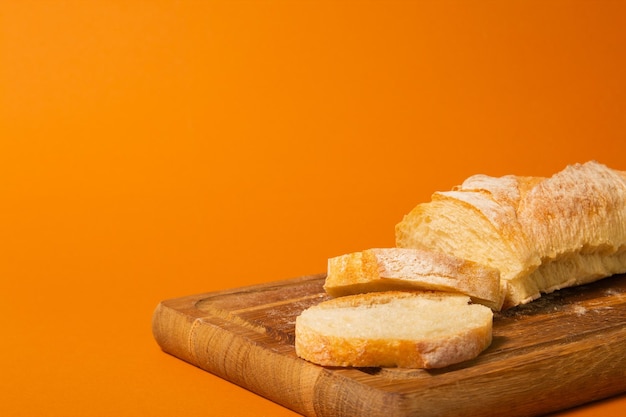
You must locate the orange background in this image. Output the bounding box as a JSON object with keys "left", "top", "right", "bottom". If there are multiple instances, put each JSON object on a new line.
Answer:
{"left": 1, "top": 1, "right": 625, "bottom": 416}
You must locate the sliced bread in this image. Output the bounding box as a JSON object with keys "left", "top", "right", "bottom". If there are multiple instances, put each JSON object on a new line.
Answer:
{"left": 295, "top": 291, "right": 493, "bottom": 369}
{"left": 324, "top": 248, "right": 504, "bottom": 310}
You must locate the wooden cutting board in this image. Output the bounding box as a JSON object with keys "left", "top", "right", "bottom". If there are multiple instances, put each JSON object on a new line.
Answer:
{"left": 152, "top": 273, "right": 626, "bottom": 417}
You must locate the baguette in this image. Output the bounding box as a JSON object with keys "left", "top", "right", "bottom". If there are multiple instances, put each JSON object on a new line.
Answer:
{"left": 295, "top": 291, "right": 493, "bottom": 369}
{"left": 396, "top": 161, "right": 626, "bottom": 309}
{"left": 324, "top": 248, "right": 503, "bottom": 310}
{"left": 295, "top": 161, "right": 625, "bottom": 370}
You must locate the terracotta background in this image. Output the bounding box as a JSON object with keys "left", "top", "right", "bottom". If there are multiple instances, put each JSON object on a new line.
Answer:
{"left": 1, "top": 1, "right": 625, "bottom": 416}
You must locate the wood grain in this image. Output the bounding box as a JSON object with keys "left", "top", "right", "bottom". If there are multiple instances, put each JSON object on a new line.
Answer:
{"left": 152, "top": 273, "right": 626, "bottom": 417}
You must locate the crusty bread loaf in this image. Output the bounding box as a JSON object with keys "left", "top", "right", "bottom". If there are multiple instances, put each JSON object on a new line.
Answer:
{"left": 295, "top": 291, "right": 493, "bottom": 368}
{"left": 396, "top": 161, "right": 626, "bottom": 309}
{"left": 295, "top": 161, "right": 625, "bottom": 370}
{"left": 324, "top": 248, "right": 504, "bottom": 310}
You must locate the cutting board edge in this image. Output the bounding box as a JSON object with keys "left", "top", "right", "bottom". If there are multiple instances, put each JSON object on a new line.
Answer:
{"left": 152, "top": 295, "right": 327, "bottom": 417}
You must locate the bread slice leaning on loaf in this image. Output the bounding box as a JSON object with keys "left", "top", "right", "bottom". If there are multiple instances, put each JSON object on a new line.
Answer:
{"left": 295, "top": 291, "right": 493, "bottom": 369}
{"left": 396, "top": 161, "right": 626, "bottom": 309}
{"left": 324, "top": 248, "right": 504, "bottom": 310}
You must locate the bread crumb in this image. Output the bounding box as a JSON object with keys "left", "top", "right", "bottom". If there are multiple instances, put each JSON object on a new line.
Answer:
{"left": 573, "top": 305, "right": 587, "bottom": 316}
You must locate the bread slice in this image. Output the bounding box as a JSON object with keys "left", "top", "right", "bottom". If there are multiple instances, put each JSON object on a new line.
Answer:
{"left": 295, "top": 291, "right": 493, "bottom": 369}
{"left": 324, "top": 248, "right": 503, "bottom": 310}
{"left": 396, "top": 161, "right": 626, "bottom": 309}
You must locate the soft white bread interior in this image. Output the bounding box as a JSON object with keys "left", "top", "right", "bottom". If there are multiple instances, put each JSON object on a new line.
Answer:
{"left": 396, "top": 161, "right": 626, "bottom": 309}
{"left": 324, "top": 248, "right": 503, "bottom": 310}
{"left": 295, "top": 291, "right": 493, "bottom": 369}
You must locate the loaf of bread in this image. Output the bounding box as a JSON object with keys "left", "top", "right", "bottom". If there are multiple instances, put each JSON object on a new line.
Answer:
{"left": 295, "top": 291, "right": 493, "bottom": 369}
{"left": 396, "top": 161, "right": 626, "bottom": 309}
{"left": 324, "top": 248, "right": 503, "bottom": 310}
{"left": 295, "top": 161, "right": 625, "bottom": 369}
